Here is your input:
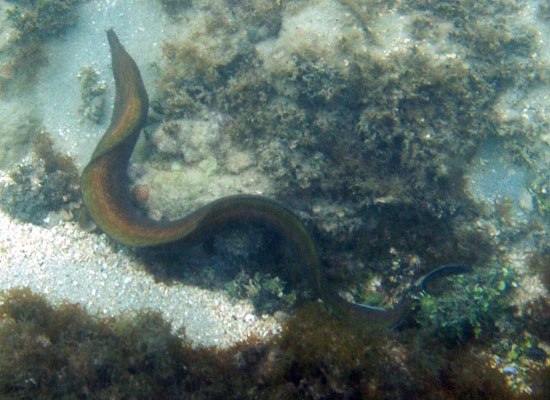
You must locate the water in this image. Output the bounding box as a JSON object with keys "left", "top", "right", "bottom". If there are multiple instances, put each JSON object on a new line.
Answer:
{"left": 0, "top": 0, "right": 549, "bottom": 397}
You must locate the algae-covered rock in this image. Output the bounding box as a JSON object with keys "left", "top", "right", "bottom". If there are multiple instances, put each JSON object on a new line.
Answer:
{"left": 0, "top": 131, "right": 80, "bottom": 225}
{"left": 151, "top": 0, "right": 546, "bottom": 289}
{"left": 2, "top": 0, "right": 82, "bottom": 89}
{"left": 77, "top": 65, "right": 106, "bottom": 124}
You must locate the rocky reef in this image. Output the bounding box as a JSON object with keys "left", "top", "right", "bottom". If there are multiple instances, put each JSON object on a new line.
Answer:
{"left": 1, "top": 0, "right": 550, "bottom": 396}
{"left": 135, "top": 0, "right": 550, "bottom": 393}
{"left": 149, "top": 0, "right": 545, "bottom": 299}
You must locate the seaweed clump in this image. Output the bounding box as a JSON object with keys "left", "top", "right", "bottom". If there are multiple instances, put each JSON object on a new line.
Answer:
{"left": 522, "top": 297, "right": 550, "bottom": 399}
{"left": 0, "top": 287, "right": 192, "bottom": 398}
{"left": 0, "top": 131, "right": 80, "bottom": 225}
{"left": 414, "top": 263, "right": 517, "bottom": 346}
{"left": 2, "top": 0, "right": 81, "bottom": 91}
{"left": 6, "top": 0, "right": 80, "bottom": 38}
{"left": 224, "top": 270, "right": 296, "bottom": 314}
{"left": 77, "top": 65, "right": 107, "bottom": 124}
{"left": 0, "top": 287, "right": 529, "bottom": 399}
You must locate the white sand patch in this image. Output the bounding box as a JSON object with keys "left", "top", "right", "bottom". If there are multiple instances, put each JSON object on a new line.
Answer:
{"left": 0, "top": 173, "right": 280, "bottom": 347}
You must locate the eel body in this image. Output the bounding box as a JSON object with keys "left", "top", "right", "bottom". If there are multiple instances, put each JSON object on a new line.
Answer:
{"left": 81, "top": 29, "right": 467, "bottom": 330}
{"left": 81, "top": 29, "right": 324, "bottom": 301}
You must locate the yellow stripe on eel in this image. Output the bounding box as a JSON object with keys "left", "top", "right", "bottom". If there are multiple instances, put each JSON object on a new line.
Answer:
{"left": 81, "top": 29, "right": 409, "bottom": 330}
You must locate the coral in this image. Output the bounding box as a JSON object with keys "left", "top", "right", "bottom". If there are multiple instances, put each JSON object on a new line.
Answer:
{"left": 0, "top": 131, "right": 80, "bottom": 225}
{"left": 150, "top": 0, "right": 546, "bottom": 304}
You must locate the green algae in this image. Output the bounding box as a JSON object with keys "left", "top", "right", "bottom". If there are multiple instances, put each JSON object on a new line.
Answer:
{"left": 224, "top": 270, "right": 297, "bottom": 314}
{"left": 414, "top": 263, "right": 518, "bottom": 345}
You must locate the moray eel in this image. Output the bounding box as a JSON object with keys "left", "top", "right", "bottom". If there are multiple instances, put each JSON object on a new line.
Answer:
{"left": 81, "top": 29, "right": 469, "bottom": 330}
{"left": 414, "top": 263, "right": 472, "bottom": 291}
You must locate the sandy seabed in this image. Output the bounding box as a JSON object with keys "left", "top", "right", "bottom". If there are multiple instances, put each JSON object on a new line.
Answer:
{"left": 0, "top": 173, "right": 281, "bottom": 348}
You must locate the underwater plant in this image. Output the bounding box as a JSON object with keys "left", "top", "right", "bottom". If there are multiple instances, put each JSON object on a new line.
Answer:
{"left": 6, "top": 0, "right": 81, "bottom": 39}
{"left": 414, "top": 263, "right": 517, "bottom": 346}
{"left": 0, "top": 287, "right": 530, "bottom": 399}
{"left": 3, "top": 0, "right": 82, "bottom": 89}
